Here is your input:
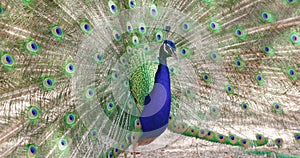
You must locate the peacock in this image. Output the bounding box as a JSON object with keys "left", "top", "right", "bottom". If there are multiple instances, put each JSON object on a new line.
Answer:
{"left": 0, "top": 0, "right": 300, "bottom": 157}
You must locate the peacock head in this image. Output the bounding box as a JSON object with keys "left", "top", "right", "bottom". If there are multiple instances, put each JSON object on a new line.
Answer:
{"left": 159, "top": 40, "right": 177, "bottom": 59}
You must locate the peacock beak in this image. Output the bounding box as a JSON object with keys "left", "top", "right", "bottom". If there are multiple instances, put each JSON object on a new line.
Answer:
{"left": 172, "top": 51, "right": 178, "bottom": 59}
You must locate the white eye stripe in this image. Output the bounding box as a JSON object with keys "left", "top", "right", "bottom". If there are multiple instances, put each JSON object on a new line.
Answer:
{"left": 163, "top": 43, "right": 168, "bottom": 53}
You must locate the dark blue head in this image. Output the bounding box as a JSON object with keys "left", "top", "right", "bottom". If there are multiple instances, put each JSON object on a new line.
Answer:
{"left": 164, "top": 40, "right": 176, "bottom": 50}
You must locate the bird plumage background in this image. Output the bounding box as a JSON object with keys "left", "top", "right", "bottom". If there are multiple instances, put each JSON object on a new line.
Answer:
{"left": 0, "top": 0, "right": 300, "bottom": 157}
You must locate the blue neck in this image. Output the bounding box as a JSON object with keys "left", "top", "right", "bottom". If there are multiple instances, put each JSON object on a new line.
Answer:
{"left": 139, "top": 62, "right": 171, "bottom": 143}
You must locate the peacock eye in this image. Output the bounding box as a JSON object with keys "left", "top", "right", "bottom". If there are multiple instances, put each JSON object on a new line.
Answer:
{"left": 108, "top": 0, "right": 119, "bottom": 14}
{"left": 61, "top": 140, "right": 66, "bottom": 146}
{"left": 234, "top": 58, "right": 245, "bottom": 69}
{"left": 181, "top": 49, "right": 186, "bottom": 54}
{"left": 218, "top": 134, "right": 226, "bottom": 143}
{"left": 286, "top": 0, "right": 297, "bottom": 4}
{"left": 287, "top": 68, "right": 298, "bottom": 80}
{"left": 272, "top": 102, "right": 283, "bottom": 114}
{"left": 112, "top": 30, "right": 121, "bottom": 41}
{"left": 126, "top": 45, "right": 132, "bottom": 53}
{"left": 261, "top": 10, "right": 274, "bottom": 23}
{"left": 290, "top": 33, "right": 300, "bottom": 45}
{"left": 84, "top": 24, "right": 89, "bottom": 30}
{"left": 265, "top": 47, "right": 269, "bottom": 52}
{"left": 30, "top": 147, "right": 36, "bottom": 154}
{"left": 28, "top": 106, "right": 40, "bottom": 120}
{"left": 230, "top": 136, "right": 235, "bottom": 140}
{"left": 127, "top": 25, "right": 132, "bottom": 31}
{"left": 242, "top": 102, "right": 248, "bottom": 110}
{"left": 242, "top": 139, "right": 247, "bottom": 144}
{"left": 263, "top": 13, "right": 268, "bottom": 18}
{"left": 184, "top": 88, "right": 194, "bottom": 98}
{"left": 210, "top": 106, "right": 217, "bottom": 113}
{"left": 257, "top": 135, "right": 262, "bottom": 140}
{"left": 25, "top": 40, "right": 40, "bottom": 55}
{"left": 1, "top": 53, "right": 15, "bottom": 70}
{"left": 139, "top": 22, "right": 147, "bottom": 35}
{"left": 65, "top": 113, "right": 76, "bottom": 126}
{"left": 179, "top": 47, "right": 191, "bottom": 58}
{"left": 132, "top": 35, "right": 139, "bottom": 45}
{"left": 80, "top": 21, "right": 92, "bottom": 34}
{"left": 201, "top": 73, "right": 212, "bottom": 83}
{"left": 211, "top": 22, "right": 216, "bottom": 28}
{"left": 94, "top": 52, "right": 104, "bottom": 64}
{"left": 225, "top": 85, "right": 234, "bottom": 94}
{"left": 228, "top": 135, "right": 237, "bottom": 145}
{"left": 42, "top": 77, "right": 55, "bottom": 91}
{"left": 84, "top": 88, "right": 94, "bottom": 100}
{"left": 151, "top": 8, "right": 156, "bottom": 15}
{"left": 234, "top": 27, "right": 247, "bottom": 39}
{"left": 209, "top": 20, "right": 221, "bottom": 32}
{"left": 31, "top": 109, "right": 37, "bottom": 116}
{"left": 134, "top": 119, "right": 141, "bottom": 129}
{"left": 0, "top": 7, "right": 4, "bottom": 14}
{"left": 150, "top": 4, "right": 158, "bottom": 17}
{"left": 255, "top": 74, "right": 265, "bottom": 86}
{"left": 155, "top": 30, "right": 164, "bottom": 42}
{"left": 105, "top": 101, "right": 116, "bottom": 115}
{"left": 181, "top": 21, "right": 192, "bottom": 32}
{"left": 111, "top": 72, "right": 120, "bottom": 81}
{"left": 201, "top": 130, "right": 205, "bottom": 134}
{"left": 122, "top": 80, "right": 129, "bottom": 89}
{"left": 183, "top": 24, "right": 188, "bottom": 29}
{"left": 51, "top": 25, "right": 64, "bottom": 39}
{"left": 295, "top": 134, "right": 300, "bottom": 143}
{"left": 210, "top": 52, "right": 222, "bottom": 62}
{"left": 212, "top": 53, "right": 217, "bottom": 58}
{"left": 64, "top": 62, "right": 76, "bottom": 76}
{"left": 207, "top": 131, "right": 211, "bottom": 136}
{"left": 111, "top": 5, "right": 116, "bottom": 11}
{"left": 56, "top": 28, "right": 62, "bottom": 35}
{"left": 240, "top": 139, "right": 250, "bottom": 147}
{"left": 69, "top": 115, "right": 74, "bottom": 120}
{"left": 144, "top": 44, "right": 149, "bottom": 52}
{"left": 274, "top": 138, "right": 283, "bottom": 147}
{"left": 27, "top": 144, "right": 38, "bottom": 157}
{"left": 128, "top": 0, "right": 136, "bottom": 8}
{"left": 126, "top": 22, "right": 133, "bottom": 33}
{"left": 57, "top": 138, "right": 68, "bottom": 151}
{"left": 126, "top": 98, "right": 134, "bottom": 109}
{"left": 263, "top": 45, "right": 275, "bottom": 55}
{"left": 89, "top": 129, "right": 97, "bottom": 141}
